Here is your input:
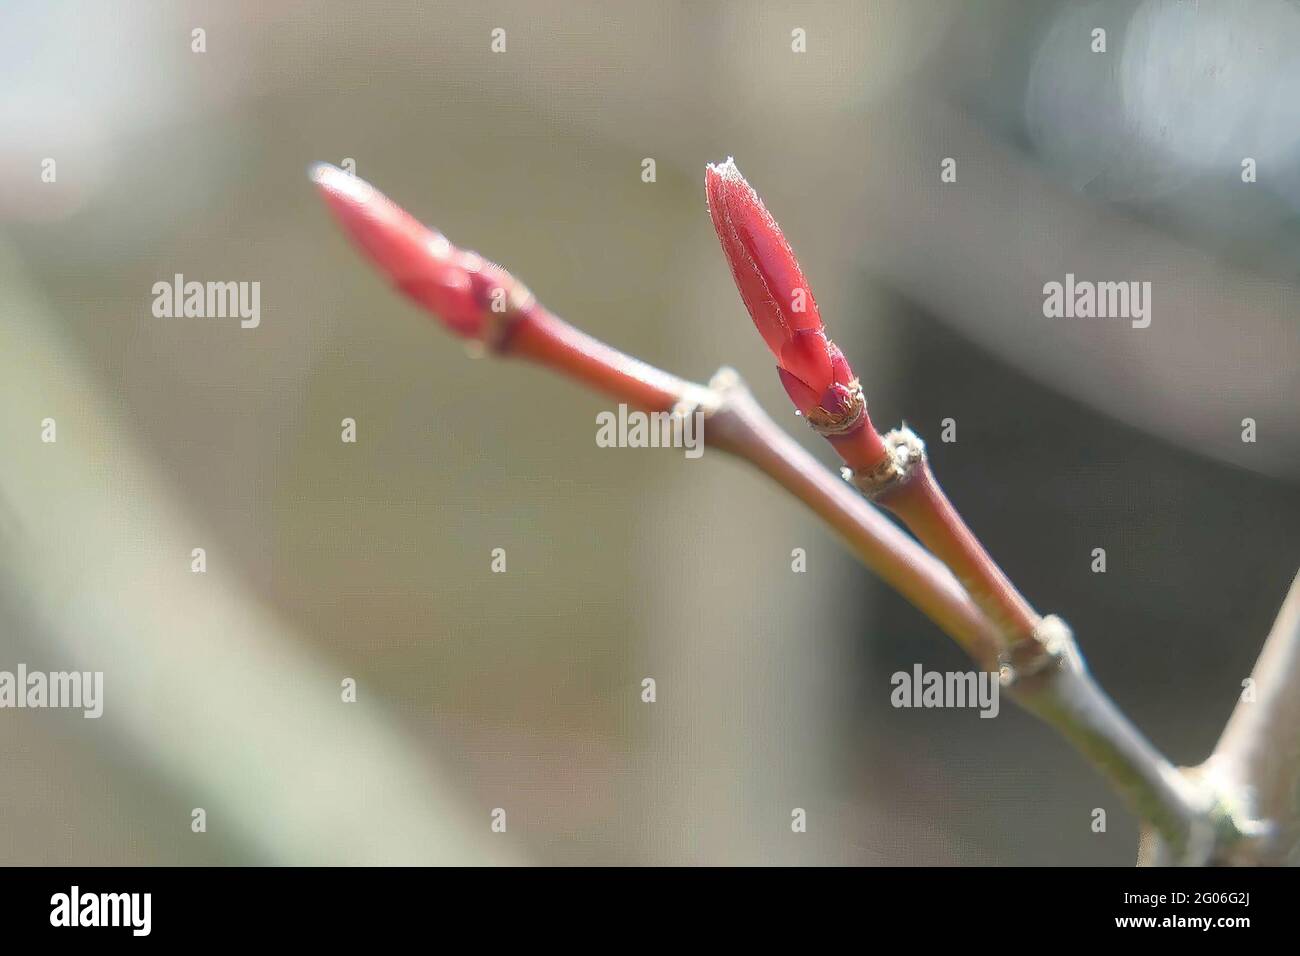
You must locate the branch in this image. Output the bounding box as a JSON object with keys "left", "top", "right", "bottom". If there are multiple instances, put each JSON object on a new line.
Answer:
{"left": 705, "top": 158, "right": 1041, "bottom": 644}
{"left": 1201, "top": 570, "right": 1300, "bottom": 864}
{"left": 309, "top": 162, "right": 999, "bottom": 662}
{"left": 702, "top": 371, "right": 1000, "bottom": 665}
{"left": 705, "top": 374, "right": 1208, "bottom": 857}
{"left": 702, "top": 158, "right": 1225, "bottom": 856}
{"left": 1003, "top": 621, "right": 1214, "bottom": 862}
{"left": 310, "top": 161, "right": 1219, "bottom": 861}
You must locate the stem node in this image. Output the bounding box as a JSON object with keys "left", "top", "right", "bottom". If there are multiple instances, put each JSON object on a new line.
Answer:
{"left": 845, "top": 426, "right": 926, "bottom": 498}
{"left": 998, "top": 615, "right": 1082, "bottom": 690}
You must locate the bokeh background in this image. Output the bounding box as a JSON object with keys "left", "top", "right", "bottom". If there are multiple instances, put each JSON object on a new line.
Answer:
{"left": 2, "top": 0, "right": 1298, "bottom": 865}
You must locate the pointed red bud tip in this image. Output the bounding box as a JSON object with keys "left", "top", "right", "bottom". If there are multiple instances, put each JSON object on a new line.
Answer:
{"left": 310, "top": 162, "right": 533, "bottom": 340}
{"left": 705, "top": 158, "right": 857, "bottom": 416}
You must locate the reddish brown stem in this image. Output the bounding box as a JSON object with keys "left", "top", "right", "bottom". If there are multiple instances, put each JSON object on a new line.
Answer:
{"left": 704, "top": 376, "right": 1001, "bottom": 665}
{"left": 504, "top": 309, "right": 714, "bottom": 415}
{"left": 875, "top": 459, "right": 1040, "bottom": 644}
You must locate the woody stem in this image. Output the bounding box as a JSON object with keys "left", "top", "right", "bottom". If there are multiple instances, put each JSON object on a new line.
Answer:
{"left": 705, "top": 373, "right": 1214, "bottom": 855}
{"left": 874, "top": 455, "right": 1041, "bottom": 644}
{"left": 703, "top": 371, "right": 1002, "bottom": 665}
{"left": 491, "top": 309, "right": 1221, "bottom": 859}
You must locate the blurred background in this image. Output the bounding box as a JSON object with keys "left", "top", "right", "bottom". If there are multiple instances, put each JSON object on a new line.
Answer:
{"left": 1, "top": 0, "right": 1297, "bottom": 865}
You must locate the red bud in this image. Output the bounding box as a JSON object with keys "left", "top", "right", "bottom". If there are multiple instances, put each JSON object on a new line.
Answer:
{"left": 706, "top": 158, "right": 889, "bottom": 469}
{"left": 311, "top": 163, "right": 532, "bottom": 340}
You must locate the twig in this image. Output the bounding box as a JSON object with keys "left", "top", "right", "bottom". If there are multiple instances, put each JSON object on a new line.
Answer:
{"left": 310, "top": 162, "right": 995, "bottom": 658}
{"left": 701, "top": 371, "right": 1001, "bottom": 665}
{"left": 310, "top": 161, "right": 1229, "bottom": 861}
{"left": 704, "top": 159, "right": 1041, "bottom": 644}
{"left": 705, "top": 375, "right": 1210, "bottom": 857}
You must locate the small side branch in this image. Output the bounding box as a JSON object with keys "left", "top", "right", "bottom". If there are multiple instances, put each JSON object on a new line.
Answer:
{"left": 702, "top": 371, "right": 1002, "bottom": 667}
{"left": 865, "top": 436, "right": 1041, "bottom": 643}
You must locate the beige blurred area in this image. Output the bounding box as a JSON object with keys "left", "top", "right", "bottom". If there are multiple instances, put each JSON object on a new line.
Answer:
{"left": 1, "top": 1, "right": 1297, "bottom": 865}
